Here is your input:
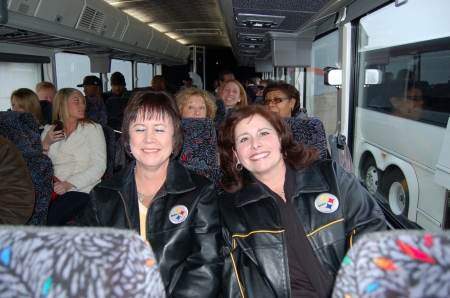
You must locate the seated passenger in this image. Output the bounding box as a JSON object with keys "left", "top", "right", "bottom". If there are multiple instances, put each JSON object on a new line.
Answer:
{"left": 255, "top": 79, "right": 275, "bottom": 98}
{"left": 41, "top": 88, "right": 106, "bottom": 226}
{"left": 84, "top": 90, "right": 222, "bottom": 297}
{"left": 218, "top": 105, "right": 386, "bottom": 298}
{"left": 176, "top": 87, "right": 217, "bottom": 119}
{"left": 150, "top": 75, "right": 166, "bottom": 91}
{"left": 109, "top": 72, "right": 133, "bottom": 98}
{"left": 77, "top": 75, "right": 106, "bottom": 102}
{"left": 262, "top": 82, "right": 300, "bottom": 117}
{"left": 0, "top": 135, "right": 35, "bottom": 225}
{"left": 10, "top": 88, "right": 44, "bottom": 129}
{"left": 218, "top": 79, "right": 248, "bottom": 114}
{"left": 389, "top": 82, "right": 426, "bottom": 118}
{"left": 36, "top": 82, "right": 56, "bottom": 103}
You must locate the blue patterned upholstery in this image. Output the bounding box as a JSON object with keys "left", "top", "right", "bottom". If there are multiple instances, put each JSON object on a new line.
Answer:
{"left": 253, "top": 96, "right": 263, "bottom": 105}
{"left": 39, "top": 100, "right": 53, "bottom": 125}
{"left": 0, "top": 226, "right": 165, "bottom": 297}
{"left": 106, "top": 97, "right": 129, "bottom": 131}
{"left": 0, "top": 111, "right": 53, "bottom": 226}
{"left": 332, "top": 230, "right": 450, "bottom": 298}
{"left": 282, "top": 117, "right": 328, "bottom": 160}
{"left": 179, "top": 118, "right": 222, "bottom": 188}
{"left": 85, "top": 97, "right": 107, "bottom": 125}
{"left": 213, "top": 98, "right": 226, "bottom": 133}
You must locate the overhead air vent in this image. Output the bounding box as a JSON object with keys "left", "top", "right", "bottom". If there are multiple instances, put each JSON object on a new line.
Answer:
{"left": 239, "top": 43, "right": 265, "bottom": 49}
{"left": 79, "top": 7, "right": 106, "bottom": 33}
{"left": 176, "top": 29, "right": 221, "bottom": 35}
{"left": 238, "top": 33, "right": 268, "bottom": 42}
{"left": 239, "top": 49, "right": 260, "bottom": 55}
{"left": 105, "top": 18, "right": 127, "bottom": 40}
{"left": 236, "top": 13, "right": 285, "bottom": 28}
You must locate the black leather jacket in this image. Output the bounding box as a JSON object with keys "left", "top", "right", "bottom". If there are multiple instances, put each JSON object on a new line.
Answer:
{"left": 219, "top": 160, "right": 386, "bottom": 298}
{"left": 84, "top": 160, "right": 222, "bottom": 297}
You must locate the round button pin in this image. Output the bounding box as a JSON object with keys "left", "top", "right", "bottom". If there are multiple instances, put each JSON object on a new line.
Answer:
{"left": 314, "top": 193, "right": 339, "bottom": 213}
{"left": 169, "top": 205, "right": 189, "bottom": 224}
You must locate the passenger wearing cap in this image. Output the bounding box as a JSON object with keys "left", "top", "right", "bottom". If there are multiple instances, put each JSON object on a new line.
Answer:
{"left": 77, "top": 76, "right": 103, "bottom": 100}
{"left": 218, "top": 105, "right": 386, "bottom": 298}
{"left": 109, "top": 72, "right": 133, "bottom": 98}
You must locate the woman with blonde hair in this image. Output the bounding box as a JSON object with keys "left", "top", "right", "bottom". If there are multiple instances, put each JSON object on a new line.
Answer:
{"left": 217, "top": 79, "right": 247, "bottom": 113}
{"left": 10, "top": 88, "right": 44, "bottom": 126}
{"left": 41, "top": 88, "right": 106, "bottom": 226}
{"left": 176, "top": 87, "right": 217, "bottom": 119}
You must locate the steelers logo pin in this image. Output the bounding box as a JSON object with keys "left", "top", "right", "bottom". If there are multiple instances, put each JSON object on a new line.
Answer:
{"left": 314, "top": 193, "right": 339, "bottom": 213}
{"left": 169, "top": 205, "right": 189, "bottom": 224}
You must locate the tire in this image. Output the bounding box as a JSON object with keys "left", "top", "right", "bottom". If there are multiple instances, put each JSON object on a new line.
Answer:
{"left": 363, "top": 157, "right": 380, "bottom": 195}
{"left": 386, "top": 169, "right": 409, "bottom": 216}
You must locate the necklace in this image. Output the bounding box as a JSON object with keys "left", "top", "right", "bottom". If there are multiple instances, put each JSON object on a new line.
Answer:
{"left": 278, "top": 191, "right": 285, "bottom": 197}
{"left": 137, "top": 191, "right": 157, "bottom": 202}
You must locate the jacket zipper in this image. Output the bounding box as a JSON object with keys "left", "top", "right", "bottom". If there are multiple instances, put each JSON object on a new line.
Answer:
{"left": 118, "top": 190, "right": 133, "bottom": 230}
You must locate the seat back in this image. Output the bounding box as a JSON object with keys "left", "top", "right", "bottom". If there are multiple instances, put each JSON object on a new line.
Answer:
{"left": 0, "top": 111, "right": 53, "bottom": 225}
{"left": 282, "top": 117, "right": 328, "bottom": 160}
{"left": 101, "top": 125, "right": 116, "bottom": 180}
{"left": 0, "top": 226, "right": 166, "bottom": 297}
{"left": 85, "top": 97, "right": 107, "bottom": 125}
{"left": 179, "top": 118, "right": 222, "bottom": 187}
{"left": 106, "top": 96, "right": 129, "bottom": 131}
{"left": 332, "top": 230, "right": 450, "bottom": 298}
{"left": 39, "top": 100, "right": 53, "bottom": 125}
{"left": 213, "top": 98, "right": 226, "bottom": 133}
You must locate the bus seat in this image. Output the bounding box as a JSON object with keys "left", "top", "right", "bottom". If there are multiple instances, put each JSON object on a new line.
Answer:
{"left": 0, "top": 111, "right": 53, "bottom": 226}
{"left": 253, "top": 96, "right": 263, "bottom": 105}
{"left": 106, "top": 96, "right": 129, "bottom": 131}
{"left": 179, "top": 118, "right": 222, "bottom": 187}
{"left": 39, "top": 100, "right": 53, "bottom": 125}
{"left": 101, "top": 125, "right": 115, "bottom": 180}
{"left": 214, "top": 98, "right": 226, "bottom": 133}
{"left": 0, "top": 226, "right": 165, "bottom": 297}
{"left": 282, "top": 117, "right": 328, "bottom": 160}
{"left": 85, "top": 97, "right": 107, "bottom": 126}
{"left": 332, "top": 230, "right": 450, "bottom": 298}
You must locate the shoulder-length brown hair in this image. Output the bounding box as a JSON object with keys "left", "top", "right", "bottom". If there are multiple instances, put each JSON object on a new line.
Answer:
{"left": 53, "top": 88, "right": 93, "bottom": 127}
{"left": 217, "top": 79, "right": 248, "bottom": 108}
{"left": 176, "top": 88, "right": 217, "bottom": 119}
{"left": 218, "top": 105, "right": 318, "bottom": 193}
{"left": 11, "top": 88, "right": 43, "bottom": 125}
{"left": 122, "top": 90, "right": 183, "bottom": 160}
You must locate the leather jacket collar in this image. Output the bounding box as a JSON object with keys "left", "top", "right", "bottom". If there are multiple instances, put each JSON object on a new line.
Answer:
{"left": 235, "top": 163, "right": 330, "bottom": 207}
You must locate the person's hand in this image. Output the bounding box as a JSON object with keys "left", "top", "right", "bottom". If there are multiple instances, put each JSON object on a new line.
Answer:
{"left": 54, "top": 181, "right": 74, "bottom": 196}
{"left": 42, "top": 125, "right": 64, "bottom": 148}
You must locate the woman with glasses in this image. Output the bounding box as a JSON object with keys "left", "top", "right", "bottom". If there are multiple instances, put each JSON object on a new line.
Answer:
{"left": 262, "top": 82, "right": 300, "bottom": 117}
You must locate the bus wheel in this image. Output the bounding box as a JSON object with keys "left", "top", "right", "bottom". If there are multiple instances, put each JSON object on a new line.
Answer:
{"left": 386, "top": 169, "right": 409, "bottom": 216}
{"left": 363, "top": 158, "right": 379, "bottom": 195}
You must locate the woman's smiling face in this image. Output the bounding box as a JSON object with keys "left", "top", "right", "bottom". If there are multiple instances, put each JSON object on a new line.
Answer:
{"left": 233, "top": 114, "right": 284, "bottom": 180}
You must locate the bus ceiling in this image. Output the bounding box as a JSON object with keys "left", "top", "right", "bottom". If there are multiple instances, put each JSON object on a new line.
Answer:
{"left": 0, "top": 0, "right": 396, "bottom": 68}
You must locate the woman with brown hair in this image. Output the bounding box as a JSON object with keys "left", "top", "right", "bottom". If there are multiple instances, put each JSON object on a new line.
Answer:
{"left": 218, "top": 105, "right": 385, "bottom": 298}
{"left": 217, "top": 79, "right": 248, "bottom": 113}
{"left": 84, "top": 90, "right": 222, "bottom": 297}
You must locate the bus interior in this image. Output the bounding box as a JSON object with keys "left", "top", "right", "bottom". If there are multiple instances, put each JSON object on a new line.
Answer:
{"left": 1, "top": 0, "right": 450, "bottom": 230}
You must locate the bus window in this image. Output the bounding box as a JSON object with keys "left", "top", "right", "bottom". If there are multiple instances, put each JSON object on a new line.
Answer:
{"left": 106, "top": 59, "right": 132, "bottom": 91}
{"left": 55, "top": 53, "right": 96, "bottom": 93}
{"left": 136, "top": 62, "right": 153, "bottom": 88}
{"left": 0, "top": 62, "right": 40, "bottom": 111}
{"left": 305, "top": 31, "right": 339, "bottom": 146}
{"left": 354, "top": 0, "right": 450, "bottom": 230}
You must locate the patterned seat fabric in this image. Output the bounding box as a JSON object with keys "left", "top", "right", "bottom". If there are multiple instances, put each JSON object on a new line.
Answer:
{"left": 85, "top": 97, "right": 107, "bottom": 126}
{"left": 179, "top": 118, "right": 222, "bottom": 188}
{"left": 253, "top": 96, "right": 263, "bottom": 105}
{"left": 332, "top": 231, "right": 450, "bottom": 298}
{"left": 213, "top": 98, "right": 226, "bottom": 133}
{"left": 0, "top": 226, "right": 166, "bottom": 298}
{"left": 0, "top": 111, "right": 53, "bottom": 226}
{"left": 282, "top": 117, "right": 328, "bottom": 160}
{"left": 106, "top": 97, "right": 129, "bottom": 131}
{"left": 39, "top": 100, "right": 53, "bottom": 125}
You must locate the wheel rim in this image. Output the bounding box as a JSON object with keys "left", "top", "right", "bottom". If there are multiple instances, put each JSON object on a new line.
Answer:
{"left": 365, "top": 166, "right": 379, "bottom": 194}
{"left": 389, "top": 181, "right": 406, "bottom": 215}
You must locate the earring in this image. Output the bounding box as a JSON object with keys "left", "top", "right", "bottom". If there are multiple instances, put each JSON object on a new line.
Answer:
{"left": 236, "top": 162, "right": 242, "bottom": 171}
